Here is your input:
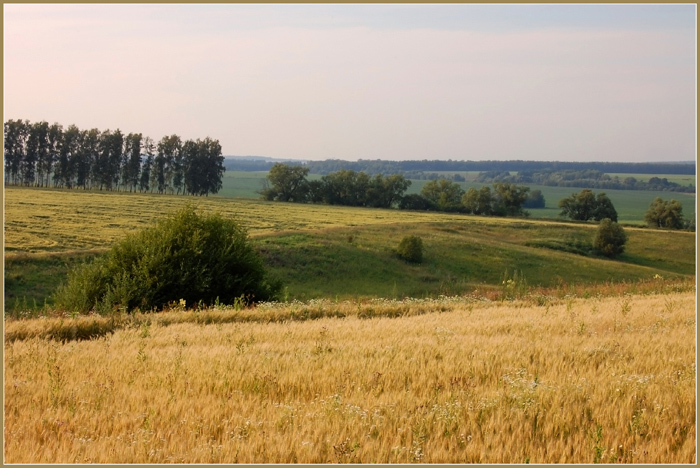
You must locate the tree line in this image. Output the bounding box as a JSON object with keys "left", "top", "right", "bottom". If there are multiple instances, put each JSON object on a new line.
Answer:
{"left": 261, "top": 164, "right": 411, "bottom": 208}
{"left": 226, "top": 158, "right": 695, "bottom": 176}
{"left": 475, "top": 169, "right": 694, "bottom": 193}
{"left": 261, "top": 163, "right": 537, "bottom": 217}
{"left": 4, "top": 119, "right": 226, "bottom": 196}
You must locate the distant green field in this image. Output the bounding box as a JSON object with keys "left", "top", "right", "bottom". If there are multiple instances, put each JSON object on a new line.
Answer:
{"left": 219, "top": 171, "right": 324, "bottom": 199}
{"left": 607, "top": 173, "right": 696, "bottom": 187}
{"left": 422, "top": 171, "right": 483, "bottom": 181}
{"left": 219, "top": 172, "right": 696, "bottom": 225}
{"left": 518, "top": 186, "right": 695, "bottom": 224}
{"left": 217, "top": 171, "right": 268, "bottom": 198}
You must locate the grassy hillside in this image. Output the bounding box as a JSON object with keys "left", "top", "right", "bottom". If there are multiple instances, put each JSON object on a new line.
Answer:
{"left": 4, "top": 187, "right": 695, "bottom": 314}
{"left": 257, "top": 220, "right": 694, "bottom": 301}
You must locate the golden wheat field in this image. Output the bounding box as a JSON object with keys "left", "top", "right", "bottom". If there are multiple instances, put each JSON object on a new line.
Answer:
{"left": 4, "top": 291, "right": 696, "bottom": 463}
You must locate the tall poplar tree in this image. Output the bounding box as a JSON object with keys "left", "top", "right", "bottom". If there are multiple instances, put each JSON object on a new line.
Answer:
{"left": 4, "top": 119, "right": 29, "bottom": 185}
{"left": 140, "top": 136, "right": 155, "bottom": 192}
{"left": 46, "top": 123, "right": 63, "bottom": 187}
{"left": 31, "top": 121, "right": 51, "bottom": 187}
{"left": 124, "top": 133, "right": 143, "bottom": 192}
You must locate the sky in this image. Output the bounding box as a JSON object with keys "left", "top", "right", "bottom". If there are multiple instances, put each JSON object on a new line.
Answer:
{"left": 3, "top": 4, "right": 696, "bottom": 163}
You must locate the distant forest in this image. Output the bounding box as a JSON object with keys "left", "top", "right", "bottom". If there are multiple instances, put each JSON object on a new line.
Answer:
{"left": 475, "top": 169, "right": 694, "bottom": 193}
{"left": 225, "top": 158, "right": 696, "bottom": 176}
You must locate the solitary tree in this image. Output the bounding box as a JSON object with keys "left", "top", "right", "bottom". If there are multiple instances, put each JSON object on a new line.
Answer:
{"left": 644, "top": 197, "right": 685, "bottom": 229}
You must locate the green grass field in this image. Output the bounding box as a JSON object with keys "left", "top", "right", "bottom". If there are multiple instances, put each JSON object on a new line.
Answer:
{"left": 607, "top": 173, "right": 696, "bottom": 187}
{"left": 257, "top": 220, "right": 695, "bottom": 301}
{"left": 3, "top": 186, "right": 696, "bottom": 315}
{"left": 217, "top": 171, "right": 269, "bottom": 198}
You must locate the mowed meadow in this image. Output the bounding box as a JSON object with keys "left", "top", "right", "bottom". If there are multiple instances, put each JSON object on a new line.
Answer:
{"left": 3, "top": 185, "right": 697, "bottom": 463}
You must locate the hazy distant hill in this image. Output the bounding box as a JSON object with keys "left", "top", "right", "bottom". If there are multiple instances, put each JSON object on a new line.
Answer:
{"left": 224, "top": 156, "right": 695, "bottom": 176}
{"left": 225, "top": 155, "right": 298, "bottom": 162}
{"left": 224, "top": 156, "right": 305, "bottom": 171}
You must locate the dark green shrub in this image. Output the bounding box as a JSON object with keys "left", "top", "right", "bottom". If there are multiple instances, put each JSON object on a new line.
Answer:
{"left": 593, "top": 218, "right": 627, "bottom": 258}
{"left": 397, "top": 235, "right": 424, "bottom": 263}
{"left": 54, "top": 205, "right": 282, "bottom": 313}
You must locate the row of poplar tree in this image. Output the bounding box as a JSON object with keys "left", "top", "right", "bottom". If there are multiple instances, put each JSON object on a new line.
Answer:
{"left": 3, "top": 119, "right": 226, "bottom": 196}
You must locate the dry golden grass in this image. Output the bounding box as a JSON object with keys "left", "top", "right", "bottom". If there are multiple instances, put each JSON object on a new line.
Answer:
{"left": 4, "top": 291, "right": 695, "bottom": 463}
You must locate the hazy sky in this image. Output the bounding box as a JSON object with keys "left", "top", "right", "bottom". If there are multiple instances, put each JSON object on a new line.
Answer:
{"left": 3, "top": 4, "right": 696, "bottom": 162}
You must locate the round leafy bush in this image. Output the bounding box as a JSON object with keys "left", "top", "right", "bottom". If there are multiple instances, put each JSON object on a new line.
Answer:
{"left": 593, "top": 218, "right": 627, "bottom": 258}
{"left": 54, "top": 205, "right": 281, "bottom": 313}
{"left": 397, "top": 235, "right": 424, "bottom": 263}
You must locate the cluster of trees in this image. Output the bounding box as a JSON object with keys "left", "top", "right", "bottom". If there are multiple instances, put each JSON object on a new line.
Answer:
{"left": 409, "top": 179, "right": 534, "bottom": 217}
{"left": 261, "top": 164, "right": 411, "bottom": 208}
{"left": 476, "top": 169, "right": 694, "bottom": 193}
{"left": 262, "top": 163, "right": 537, "bottom": 217}
{"left": 558, "top": 189, "right": 619, "bottom": 222}
{"left": 4, "top": 119, "right": 225, "bottom": 196}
